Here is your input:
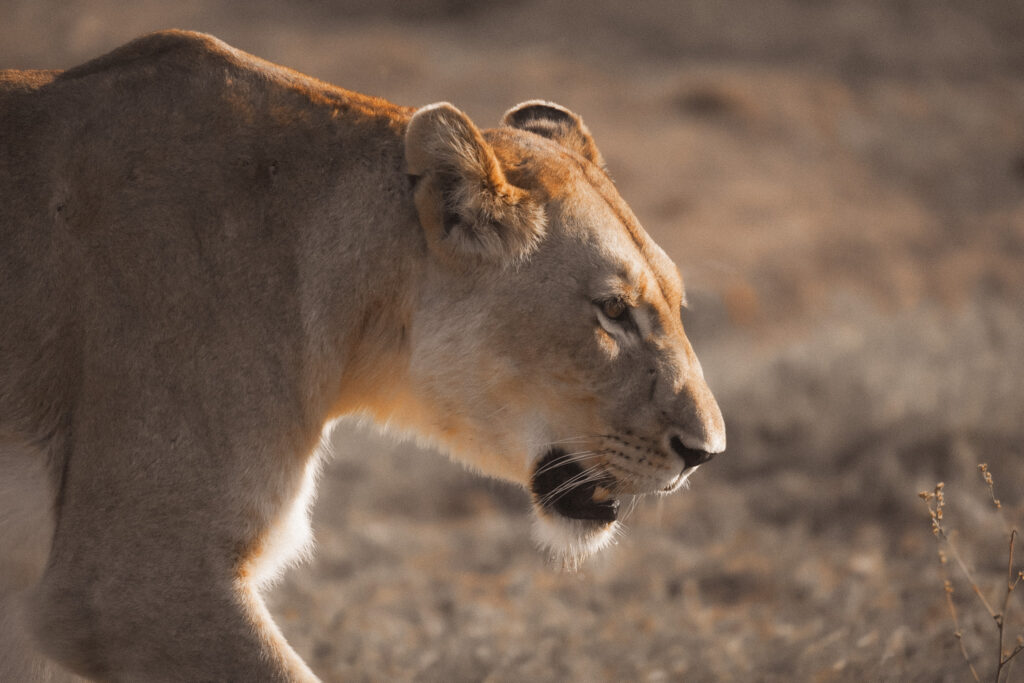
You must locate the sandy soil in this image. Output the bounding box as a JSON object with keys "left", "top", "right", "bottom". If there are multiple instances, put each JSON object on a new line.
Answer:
{"left": 3, "top": 1, "right": 1023, "bottom": 680}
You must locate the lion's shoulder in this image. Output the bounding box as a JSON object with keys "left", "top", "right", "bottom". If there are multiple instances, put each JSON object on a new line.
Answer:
{"left": 0, "top": 32, "right": 223, "bottom": 97}
{"left": 0, "top": 31, "right": 243, "bottom": 114}
{"left": 44, "top": 29, "right": 408, "bottom": 125}
{"left": 56, "top": 30, "right": 236, "bottom": 82}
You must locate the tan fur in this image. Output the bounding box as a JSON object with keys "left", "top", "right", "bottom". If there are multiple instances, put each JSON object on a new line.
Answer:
{"left": 0, "top": 31, "right": 724, "bottom": 680}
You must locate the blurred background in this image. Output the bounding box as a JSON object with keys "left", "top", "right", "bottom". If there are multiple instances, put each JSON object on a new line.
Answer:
{"left": 4, "top": 1, "right": 1023, "bottom": 680}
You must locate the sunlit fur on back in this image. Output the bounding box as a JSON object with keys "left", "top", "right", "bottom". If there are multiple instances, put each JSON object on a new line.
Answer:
{"left": 0, "top": 31, "right": 723, "bottom": 681}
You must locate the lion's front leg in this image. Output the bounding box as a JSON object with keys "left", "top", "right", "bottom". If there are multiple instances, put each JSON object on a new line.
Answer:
{"left": 30, "top": 428, "right": 321, "bottom": 682}
{"left": 33, "top": 567, "right": 317, "bottom": 682}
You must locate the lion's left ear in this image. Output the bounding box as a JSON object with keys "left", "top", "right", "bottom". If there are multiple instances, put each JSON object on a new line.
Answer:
{"left": 406, "top": 102, "right": 545, "bottom": 265}
{"left": 501, "top": 100, "right": 605, "bottom": 169}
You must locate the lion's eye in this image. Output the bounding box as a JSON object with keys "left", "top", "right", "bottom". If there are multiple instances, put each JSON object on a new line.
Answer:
{"left": 600, "top": 298, "right": 628, "bottom": 321}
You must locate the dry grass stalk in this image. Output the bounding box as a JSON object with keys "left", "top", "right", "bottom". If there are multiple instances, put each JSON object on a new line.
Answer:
{"left": 919, "top": 465, "right": 1023, "bottom": 683}
{"left": 979, "top": 463, "right": 1002, "bottom": 509}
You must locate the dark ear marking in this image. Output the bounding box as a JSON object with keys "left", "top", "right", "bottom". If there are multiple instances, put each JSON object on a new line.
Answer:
{"left": 436, "top": 173, "right": 460, "bottom": 237}
{"left": 501, "top": 100, "right": 606, "bottom": 168}
{"left": 504, "top": 103, "right": 576, "bottom": 130}
{"left": 441, "top": 191, "right": 462, "bottom": 237}
{"left": 441, "top": 207, "right": 460, "bottom": 236}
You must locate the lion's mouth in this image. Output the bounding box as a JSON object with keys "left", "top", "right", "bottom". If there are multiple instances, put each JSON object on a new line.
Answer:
{"left": 530, "top": 449, "right": 619, "bottom": 523}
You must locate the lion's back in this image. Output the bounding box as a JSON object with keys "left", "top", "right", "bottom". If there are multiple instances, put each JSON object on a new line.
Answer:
{"left": 0, "top": 31, "right": 255, "bottom": 438}
{"left": 0, "top": 31, "right": 232, "bottom": 248}
{"left": 0, "top": 30, "right": 274, "bottom": 294}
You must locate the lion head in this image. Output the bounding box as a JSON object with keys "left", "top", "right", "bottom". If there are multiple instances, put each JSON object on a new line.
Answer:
{"left": 402, "top": 100, "right": 725, "bottom": 567}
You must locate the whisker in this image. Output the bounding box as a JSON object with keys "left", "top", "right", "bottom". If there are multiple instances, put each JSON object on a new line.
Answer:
{"left": 484, "top": 405, "right": 508, "bottom": 419}
{"left": 538, "top": 468, "right": 607, "bottom": 505}
{"left": 532, "top": 450, "right": 602, "bottom": 477}
{"left": 538, "top": 468, "right": 597, "bottom": 500}
{"left": 542, "top": 435, "right": 592, "bottom": 446}
{"left": 621, "top": 494, "right": 642, "bottom": 522}
{"left": 539, "top": 470, "right": 602, "bottom": 505}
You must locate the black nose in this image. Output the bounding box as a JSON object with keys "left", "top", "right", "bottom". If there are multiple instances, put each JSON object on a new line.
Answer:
{"left": 669, "top": 435, "right": 715, "bottom": 470}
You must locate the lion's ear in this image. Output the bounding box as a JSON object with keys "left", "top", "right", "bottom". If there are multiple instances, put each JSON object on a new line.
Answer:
{"left": 405, "top": 102, "right": 546, "bottom": 264}
{"left": 501, "top": 100, "right": 605, "bottom": 169}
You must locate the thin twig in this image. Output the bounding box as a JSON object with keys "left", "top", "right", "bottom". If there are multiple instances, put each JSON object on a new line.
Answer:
{"left": 922, "top": 485, "right": 983, "bottom": 681}
{"left": 996, "top": 531, "right": 1014, "bottom": 680}
{"left": 949, "top": 534, "right": 1000, "bottom": 621}
{"left": 996, "top": 530, "right": 1021, "bottom": 683}
{"left": 942, "top": 570, "right": 982, "bottom": 682}
{"left": 920, "top": 473, "right": 1024, "bottom": 683}
{"left": 923, "top": 486, "right": 999, "bottom": 618}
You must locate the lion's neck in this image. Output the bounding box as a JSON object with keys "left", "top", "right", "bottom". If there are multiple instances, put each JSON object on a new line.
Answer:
{"left": 287, "top": 112, "right": 422, "bottom": 424}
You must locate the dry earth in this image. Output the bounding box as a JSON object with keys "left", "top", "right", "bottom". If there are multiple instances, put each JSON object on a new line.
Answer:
{"left": 3, "top": 1, "right": 1023, "bottom": 680}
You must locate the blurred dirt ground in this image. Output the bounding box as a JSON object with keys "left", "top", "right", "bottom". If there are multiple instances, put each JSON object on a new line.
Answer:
{"left": 3, "top": 1, "right": 1023, "bottom": 680}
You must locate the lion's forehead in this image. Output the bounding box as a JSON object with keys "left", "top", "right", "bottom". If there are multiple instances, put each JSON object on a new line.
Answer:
{"left": 489, "top": 128, "right": 685, "bottom": 313}
{"left": 554, "top": 167, "right": 684, "bottom": 314}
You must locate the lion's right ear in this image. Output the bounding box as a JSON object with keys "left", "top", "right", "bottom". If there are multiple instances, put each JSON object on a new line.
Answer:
{"left": 405, "top": 103, "right": 545, "bottom": 265}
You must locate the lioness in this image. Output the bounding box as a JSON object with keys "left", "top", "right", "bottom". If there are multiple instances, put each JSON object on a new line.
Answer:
{"left": 0, "top": 30, "right": 725, "bottom": 681}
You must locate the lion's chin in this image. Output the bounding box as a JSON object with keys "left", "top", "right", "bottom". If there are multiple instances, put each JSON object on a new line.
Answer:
{"left": 531, "top": 512, "right": 620, "bottom": 571}
{"left": 529, "top": 448, "right": 621, "bottom": 569}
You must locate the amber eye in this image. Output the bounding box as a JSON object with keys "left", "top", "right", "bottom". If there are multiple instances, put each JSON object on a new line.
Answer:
{"left": 601, "top": 298, "right": 628, "bottom": 321}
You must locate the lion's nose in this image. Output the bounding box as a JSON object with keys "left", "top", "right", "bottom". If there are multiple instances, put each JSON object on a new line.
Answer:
{"left": 669, "top": 434, "right": 715, "bottom": 470}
